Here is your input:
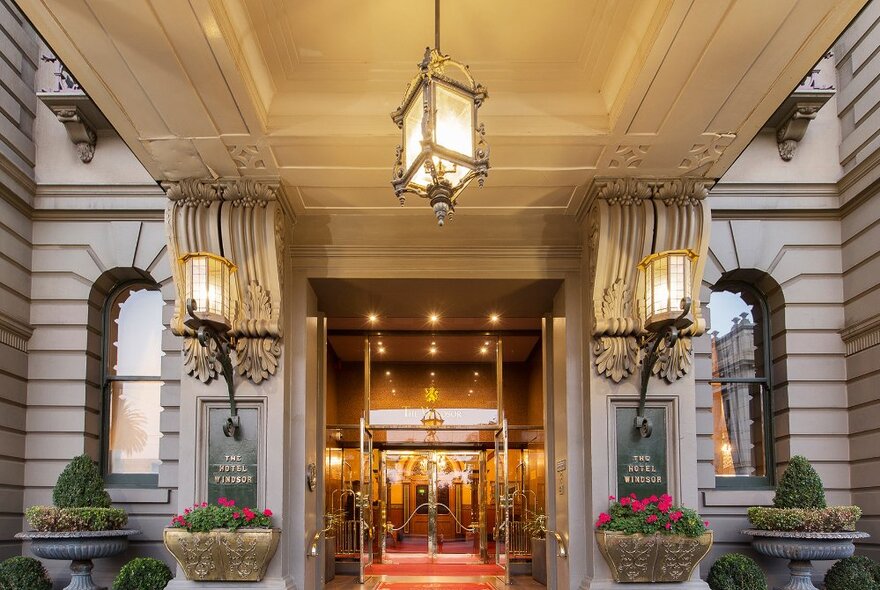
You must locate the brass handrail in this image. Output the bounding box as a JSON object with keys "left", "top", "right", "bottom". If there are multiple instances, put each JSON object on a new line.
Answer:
{"left": 547, "top": 530, "right": 568, "bottom": 558}
{"left": 308, "top": 520, "right": 335, "bottom": 558}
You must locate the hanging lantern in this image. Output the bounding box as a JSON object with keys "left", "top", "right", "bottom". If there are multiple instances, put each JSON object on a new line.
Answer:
{"left": 391, "top": 4, "right": 489, "bottom": 226}
{"left": 638, "top": 249, "right": 698, "bottom": 332}
{"left": 180, "top": 252, "right": 239, "bottom": 332}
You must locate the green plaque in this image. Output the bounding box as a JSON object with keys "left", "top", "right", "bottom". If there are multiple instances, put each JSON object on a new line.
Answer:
{"left": 616, "top": 407, "right": 668, "bottom": 499}
{"left": 207, "top": 407, "right": 259, "bottom": 508}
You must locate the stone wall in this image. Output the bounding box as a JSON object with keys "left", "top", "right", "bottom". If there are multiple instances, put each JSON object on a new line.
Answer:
{"left": 0, "top": 0, "right": 37, "bottom": 561}
{"left": 836, "top": 0, "right": 880, "bottom": 562}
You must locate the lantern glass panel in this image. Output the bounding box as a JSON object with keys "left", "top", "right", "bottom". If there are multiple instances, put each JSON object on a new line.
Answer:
{"left": 404, "top": 88, "right": 426, "bottom": 172}
{"left": 182, "top": 253, "right": 237, "bottom": 327}
{"left": 434, "top": 84, "right": 474, "bottom": 158}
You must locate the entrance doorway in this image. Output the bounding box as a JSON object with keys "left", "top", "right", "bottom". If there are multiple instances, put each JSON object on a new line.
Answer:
{"left": 316, "top": 281, "right": 556, "bottom": 583}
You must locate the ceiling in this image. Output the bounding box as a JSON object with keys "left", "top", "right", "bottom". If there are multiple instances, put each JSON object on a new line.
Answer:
{"left": 311, "top": 278, "right": 562, "bottom": 320}
{"left": 328, "top": 333, "right": 541, "bottom": 363}
{"left": 19, "top": 0, "right": 866, "bottom": 218}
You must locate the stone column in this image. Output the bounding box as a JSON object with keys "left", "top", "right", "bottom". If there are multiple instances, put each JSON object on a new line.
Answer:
{"left": 582, "top": 177, "right": 712, "bottom": 590}
{"left": 163, "top": 178, "right": 293, "bottom": 589}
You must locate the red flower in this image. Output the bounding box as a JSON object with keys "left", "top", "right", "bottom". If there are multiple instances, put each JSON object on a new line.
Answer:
{"left": 704, "top": 521, "right": 710, "bottom": 527}
{"left": 629, "top": 493, "right": 637, "bottom": 499}
{"left": 227, "top": 499, "right": 236, "bottom": 507}
{"left": 646, "top": 514, "right": 658, "bottom": 524}
{"left": 243, "top": 507, "right": 256, "bottom": 522}
{"left": 620, "top": 497, "right": 631, "bottom": 506}
{"left": 647, "top": 495, "right": 658, "bottom": 503}
{"left": 263, "top": 509, "right": 273, "bottom": 517}
{"left": 631, "top": 500, "right": 644, "bottom": 512}
{"left": 670, "top": 511, "right": 683, "bottom": 522}
{"left": 658, "top": 500, "right": 671, "bottom": 514}
{"left": 608, "top": 495, "right": 615, "bottom": 501}
{"left": 201, "top": 502, "right": 208, "bottom": 507}
{"left": 184, "top": 508, "right": 191, "bottom": 514}
{"left": 233, "top": 512, "right": 240, "bottom": 519}
{"left": 665, "top": 522, "right": 672, "bottom": 530}
{"left": 595, "top": 512, "right": 612, "bottom": 528}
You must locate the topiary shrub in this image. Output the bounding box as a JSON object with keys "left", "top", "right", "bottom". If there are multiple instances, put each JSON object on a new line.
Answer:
{"left": 706, "top": 553, "right": 767, "bottom": 590}
{"left": 773, "top": 455, "right": 826, "bottom": 509}
{"left": 747, "top": 505, "right": 861, "bottom": 533}
{"left": 113, "top": 558, "right": 173, "bottom": 590}
{"left": 0, "top": 556, "right": 52, "bottom": 590}
{"left": 26, "top": 506, "right": 128, "bottom": 532}
{"left": 52, "top": 454, "right": 111, "bottom": 509}
{"left": 824, "top": 555, "right": 880, "bottom": 590}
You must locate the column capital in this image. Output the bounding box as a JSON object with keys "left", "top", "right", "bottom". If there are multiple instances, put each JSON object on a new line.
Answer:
{"left": 164, "top": 177, "right": 289, "bottom": 385}
{"left": 583, "top": 176, "right": 713, "bottom": 384}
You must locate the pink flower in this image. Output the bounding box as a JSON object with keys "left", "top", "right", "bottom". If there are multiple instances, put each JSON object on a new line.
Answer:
{"left": 184, "top": 508, "right": 191, "bottom": 514}
{"left": 670, "top": 511, "right": 683, "bottom": 522}
{"left": 218, "top": 497, "right": 228, "bottom": 506}
{"left": 660, "top": 494, "right": 672, "bottom": 503}
{"left": 227, "top": 500, "right": 236, "bottom": 507}
{"left": 658, "top": 500, "right": 671, "bottom": 514}
{"left": 263, "top": 509, "right": 273, "bottom": 517}
{"left": 704, "top": 521, "right": 710, "bottom": 527}
{"left": 243, "top": 507, "right": 256, "bottom": 522}
{"left": 630, "top": 493, "right": 637, "bottom": 499}
{"left": 646, "top": 514, "right": 658, "bottom": 524}
{"left": 647, "top": 495, "right": 658, "bottom": 503}
{"left": 233, "top": 512, "right": 240, "bottom": 519}
{"left": 620, "top": 497, "right": 631, "bottom": 506}
{"left": 665, "top": 522, "right": 672, "bottom": 530}
{"left": 608, "top": 495, "right": 616, "bottom": 501}
{"left": 595, "top": 512, "right": 612, "bottom": 528}
{"left": 201, "top": 502, "right": 208, "bottom": 507}
{"left": 631, "top": 500, "right": 644, "bottom": 513}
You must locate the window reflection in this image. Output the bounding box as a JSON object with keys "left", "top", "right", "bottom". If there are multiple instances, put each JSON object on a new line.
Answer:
{"left": 710, "top": 287, "right": 770, "bottom": 481}
{"left": 105, "top": 287, "right": 164, "bottom": 477}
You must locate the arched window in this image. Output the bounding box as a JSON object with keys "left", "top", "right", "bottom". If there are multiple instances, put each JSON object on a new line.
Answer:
{"left": 103, "top": 283, "right": 164, "bottom": 486}
{"left": 709, "top": 283, "right": 773, "bottom": 488}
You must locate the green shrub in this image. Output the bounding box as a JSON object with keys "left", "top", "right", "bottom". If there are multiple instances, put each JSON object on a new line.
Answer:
{"left": 707, "top": 553, "right": 767, "bottom": 590}
{"left": 52, "top": 454, "right": 111, "bottom": 509}
{"left": 0, "top": 556, "right": 52, "bottom": 590}
{"left": 113, "top": 558, "right": 173, "bottom": 590}
{"left": 26, "top": 506, "right": 128, "bottom": 532}
{"left": 747, "top": 505, "right": 861, "bottom": 532}
{"left": 773, "top": 455, "right": 826, "bottom": 509}
{"left": 825, "top": 555, "right": 880, "bottom": 590}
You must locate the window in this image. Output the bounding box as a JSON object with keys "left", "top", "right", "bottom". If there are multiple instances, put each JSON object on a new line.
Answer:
{"left": 103, "top": 284, "right": 164, "bottom": 486}
{"left": 709, "top": 284, "right": 773, "bottom": 488}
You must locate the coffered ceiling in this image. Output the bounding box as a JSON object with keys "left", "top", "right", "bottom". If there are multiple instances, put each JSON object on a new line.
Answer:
{"left": 19, "top": 0, "right": 866, "bottom": 217}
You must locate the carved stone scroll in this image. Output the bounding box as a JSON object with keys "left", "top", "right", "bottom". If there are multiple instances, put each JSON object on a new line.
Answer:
{"left": 585, "top": 177, "right": 712, "bottom": 383}
{"left": 164, "top": 178, "right": 286, "bottom": 385}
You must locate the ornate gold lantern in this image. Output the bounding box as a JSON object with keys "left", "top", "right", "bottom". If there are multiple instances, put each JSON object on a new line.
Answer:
{"left": 391, "top": 1, "right": 489, "bottom": 226}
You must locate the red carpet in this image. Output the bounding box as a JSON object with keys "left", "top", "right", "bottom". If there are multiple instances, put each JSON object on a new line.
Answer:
{"left": 366, "top": 563, "right": 504, "bottom": 576}
{"left": 377, "top": 584, "right": 494, "bottom": 590}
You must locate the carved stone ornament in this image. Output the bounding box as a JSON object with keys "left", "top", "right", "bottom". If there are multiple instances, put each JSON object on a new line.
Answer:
{"left": 48, "top": 105, "right": 97, "bottom": 163}
{"left": 164, "top": 178, "right": 287, "bottom": 385}
{"left": 585, "top": 177, "right": 712, "bottom": 384}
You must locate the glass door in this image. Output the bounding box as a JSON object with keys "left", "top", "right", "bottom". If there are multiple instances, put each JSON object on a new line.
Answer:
{"left": 358, "top": 417, "right": 373, "bottom": 583}
{"left": 495, "top": 418, "right": 510, "bottom": 584}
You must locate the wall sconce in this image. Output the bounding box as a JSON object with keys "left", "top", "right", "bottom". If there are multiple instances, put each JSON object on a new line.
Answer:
{"left": 180, "top": 252, "right": 241, "bottom": 438}
{"left": 635, "top": 249, "right": 698, "bottom": 437}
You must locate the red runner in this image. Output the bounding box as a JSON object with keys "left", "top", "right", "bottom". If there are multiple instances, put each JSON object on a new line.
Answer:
{"left": 367, "top": 563, "right": 503, "bottom": 576}
{"left": 377, "top": 584, "right": 494, "bottom": 590}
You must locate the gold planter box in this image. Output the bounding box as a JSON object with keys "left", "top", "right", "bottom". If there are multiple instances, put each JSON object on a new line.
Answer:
{"left": 596, "top": 530, "right": 713, "bottom": 583}
{"left": 163, "top": 527, "right": 280, "bottom": 581}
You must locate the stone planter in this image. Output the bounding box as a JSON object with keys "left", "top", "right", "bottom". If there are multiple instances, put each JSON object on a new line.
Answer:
{"left": 531, "top": 536, "right": 547, "bottom": 585}
{"left": 15, "top": 529, "right": 139, "bottom": 590}
{"left": 163, "top": 527, "right": 281, "bottom": 581}
{"left": 742, "top": 529, "right": 869, "bottom": 590}
{"left": 595, "top": 530, "right": 713, "bottom": 583}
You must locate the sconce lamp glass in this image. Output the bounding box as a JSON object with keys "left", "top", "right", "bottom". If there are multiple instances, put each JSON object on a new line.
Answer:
{"left": 180, "top": 252, "right": 239, "bottom": 332}
{"left": 638, "top": 249, "right": 698, "bottom": 332}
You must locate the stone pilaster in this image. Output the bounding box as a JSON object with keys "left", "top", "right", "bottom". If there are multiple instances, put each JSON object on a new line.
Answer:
{"left": 581, "top": 177, "right": 712, "bottom": 588}
{"left": 163, "top": 178, "right": 293, "bottom": 589}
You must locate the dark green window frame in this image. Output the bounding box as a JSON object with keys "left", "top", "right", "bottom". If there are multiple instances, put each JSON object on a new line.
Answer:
{"left": 101, "top": 279, "right": 161, "bottom": 488}
{"left": 711, "top": 281, "right": 774, "bottom": 490}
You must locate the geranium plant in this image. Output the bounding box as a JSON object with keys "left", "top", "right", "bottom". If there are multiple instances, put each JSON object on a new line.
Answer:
{"left": 170, "top": 497, "right": 273, "bottom": 532}
{"left": 595, "top": 493, "right": 709, "bottom": 537}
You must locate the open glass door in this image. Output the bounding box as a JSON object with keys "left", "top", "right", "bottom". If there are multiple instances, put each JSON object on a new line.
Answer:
{"left": 495, "top": 418, "right": 510, "bottom": 584}
{"left": 358, "top": 417, "right": 374, "bottom": 583}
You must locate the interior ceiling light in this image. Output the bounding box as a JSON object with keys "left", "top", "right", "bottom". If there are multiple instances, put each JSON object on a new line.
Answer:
{"left": 489, "top": 313, "right": 500, "bottom": 323}
{"left": 429, "top": 313, "right": 439, "bottom": 323}
{"left": 368, "top": 313, "right": 378, "bottom": 323}
{"left": 391, "top": 0, "right": 489, "bottom": 226}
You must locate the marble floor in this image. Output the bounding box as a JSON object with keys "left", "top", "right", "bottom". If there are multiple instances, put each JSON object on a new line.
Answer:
{"left": 324, "top": 575, "right": 547, "bottom": 589}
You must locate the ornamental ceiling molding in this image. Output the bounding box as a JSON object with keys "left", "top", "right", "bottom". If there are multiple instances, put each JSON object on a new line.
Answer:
{"left": 586, "top": 177, "right": 713, "bottom": 384}
{"left": 164, "top": 178, "right": 286, "bottom": 385}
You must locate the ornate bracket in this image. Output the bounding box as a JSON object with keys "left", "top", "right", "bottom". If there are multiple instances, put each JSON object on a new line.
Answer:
{"left": 164, "top": 178, "right": 286, "bottom": 385}
{"left": 47, "top": 104, "right": 97, "bottom": 163}
{"left": 585, "top": 177, "right": 712, "bottom": 384}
